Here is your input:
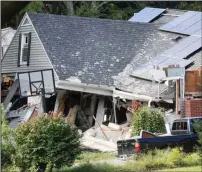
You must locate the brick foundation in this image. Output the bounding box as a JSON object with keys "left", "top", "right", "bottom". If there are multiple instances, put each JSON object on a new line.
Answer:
{"left": 185, "top": 99, "right": 202, "bottom": 117}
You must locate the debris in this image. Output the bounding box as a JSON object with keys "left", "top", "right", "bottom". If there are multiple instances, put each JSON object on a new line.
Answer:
{"left": 100, "top": 124, "right": 112, "bottom": 131}
{"left": 66, "top": 106, "right": 77, "bottom": 125}
{"left": 95, "top": 97, "right": 105, "bottom": 127}
{"left": 126, "top": 111, "right": 133, "bottom": 125}
{"left": 8, "top": 106, "right": 38, "bottom": 128}
{"left": 125, "top": 128, "right": 132, "bottom": 139}
{"left": 81, "top": 135, "right": 117, "bottom": 152}
{"left": 54, "top": 95, "right": 66, "bottom": 117}
{"left": 93, "top": 115, "right": 109, "bottom": 141}
{"left": 3, "top": 79, "right": 19, "bottom": 109}
{"left": 66, "top": 105, "right": 90, "bottom": 131}
{"left": 28, "top": 96, "right": 41, "bottom": 106}
{"left": 108, "top": 123, "right": 121, "bottom": 131}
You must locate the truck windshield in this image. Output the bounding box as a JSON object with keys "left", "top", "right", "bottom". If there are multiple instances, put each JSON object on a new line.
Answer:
{"left": 172, "top": 121, "right": 188, "bottom": 131}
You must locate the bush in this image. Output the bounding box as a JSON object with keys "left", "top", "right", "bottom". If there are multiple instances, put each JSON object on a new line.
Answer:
{"left": 12, "top": 115, "right": 82, "bottom": 172}
{"left": 1, "top": 105, "right": 14, "bottom": 168}
{"left": 194, "top": 120, "right": 202, "bottom": 154}
{"left": 132, "top": 106, "right": 166, "bottom": 135}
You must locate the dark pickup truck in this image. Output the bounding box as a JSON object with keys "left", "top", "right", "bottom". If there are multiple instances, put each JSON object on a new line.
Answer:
{"left": 117, "top": 117, "right": 202, "bottom": 157}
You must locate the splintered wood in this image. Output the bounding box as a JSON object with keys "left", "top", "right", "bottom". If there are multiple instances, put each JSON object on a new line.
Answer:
{"left": 66, "top": 105, "right": 80, "bottom": 125}
{"left": 54, "top": 95, "right": 66, "bottom": 117}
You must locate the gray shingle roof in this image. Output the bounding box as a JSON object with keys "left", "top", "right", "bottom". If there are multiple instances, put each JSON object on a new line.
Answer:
{"left": 28, "top": 12, "right": 175, "bottom": 87}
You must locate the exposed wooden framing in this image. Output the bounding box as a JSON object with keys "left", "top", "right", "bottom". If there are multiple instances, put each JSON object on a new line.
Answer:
{"left": 89, "top": 95, "right": 97, "bottom": 126}
{"left": 54, "top": 90, "right": 66, "bottom": 113}
{"left": 176, "top": 79, "right": 180, "bottom": 114}
{"left": 3, "top": 79, "right": 19, "bottom": 109}
{"left": 95, "top": 96, "right": 105, "bottom": 128}
{"left": 113, "top": 97, "right": 117, "bottom": 124}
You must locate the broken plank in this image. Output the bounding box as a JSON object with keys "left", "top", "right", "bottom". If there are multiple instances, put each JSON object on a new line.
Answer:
{"left": 54, "top": 90, "right": 66, "bottom": 113}
{"left": 95, "top": 96, "right": 105, "bottom": 128}
{"left": 3, "top": 79, "right": 19, "bottom": 109}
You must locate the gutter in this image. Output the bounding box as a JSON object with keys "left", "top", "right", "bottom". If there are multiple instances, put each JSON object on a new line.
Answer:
{"left": 57, "top": 80, "right": 114, "bottom": 96}
{"left": 57, "top": 80, "right": 154, "bottom": 102}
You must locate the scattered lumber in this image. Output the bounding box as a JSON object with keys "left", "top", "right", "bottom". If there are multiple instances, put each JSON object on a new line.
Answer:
{"left": 3, "top": 79, "right": 19, "bottom": 109}
{"left": 81, "top": 135, "right": 117, "bottom": 152}
{"left": 108, "top": 123, "right": 121, "bottom": 131}
{"left": 54, "top": 95, "right": 66, "bottom": 117}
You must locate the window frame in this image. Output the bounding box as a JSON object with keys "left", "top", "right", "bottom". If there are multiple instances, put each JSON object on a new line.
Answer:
{"left": 20, "top": 32, "right": 29, "bottom": 65}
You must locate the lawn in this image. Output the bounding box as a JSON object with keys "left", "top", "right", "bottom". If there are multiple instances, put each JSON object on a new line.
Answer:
{"left": 3, "top": 148, "right": 202, "bottom": 172}
{"left": 158, "top": 166, "right": 201, "bottom": 171}
{"left": 75, "top": 151, "right": 115, "bottom": 164}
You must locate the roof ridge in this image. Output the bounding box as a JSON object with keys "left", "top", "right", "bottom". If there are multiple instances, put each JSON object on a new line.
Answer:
{"left": 27, "top": 12, "right": 162, "bottom": 26}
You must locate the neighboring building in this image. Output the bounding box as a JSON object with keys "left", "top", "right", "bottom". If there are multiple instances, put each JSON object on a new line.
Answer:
{"left": 1, "top": 27, "right": 16, "bottom": 58}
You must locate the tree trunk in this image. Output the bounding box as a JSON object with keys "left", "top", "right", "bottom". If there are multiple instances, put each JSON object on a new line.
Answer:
{"left": 63, "top": 1, "right": 74, "bottom": 15}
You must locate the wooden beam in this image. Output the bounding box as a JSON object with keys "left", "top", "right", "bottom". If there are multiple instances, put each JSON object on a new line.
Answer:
{"left": 95, "top": 96, "right": 105, "bottom": 127}
{"left": 54, "top": 90, "right": 66, "bottom": 113}
{"left": 3, "top": 79, "right": 19, "bottom": 109}
{"left": 89, "top": 95, "right": 96, "bottom": 126}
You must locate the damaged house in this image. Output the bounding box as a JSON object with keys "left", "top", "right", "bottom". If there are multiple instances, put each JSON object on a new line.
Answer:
{"left": 1, "top": 8, "right": 202, "bottom": 139}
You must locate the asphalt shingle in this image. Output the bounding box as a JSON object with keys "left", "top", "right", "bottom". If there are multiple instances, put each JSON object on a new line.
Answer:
{"left": 28, "top": 12, "right": 176, "bottom": 87}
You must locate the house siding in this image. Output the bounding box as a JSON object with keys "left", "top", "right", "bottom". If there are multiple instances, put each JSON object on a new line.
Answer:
{"left": 1, "top": 24, "right": 58, "bottom": 81}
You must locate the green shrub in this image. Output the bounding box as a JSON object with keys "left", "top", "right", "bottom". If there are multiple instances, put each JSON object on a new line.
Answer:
{"left": 1, "top": 105, "right": 14, "bottom": 167}
{"left": 182, "top": 152, "right": 201, "bottom": 166}
{"left": 12, "top": 115, "right": 82, "bottom": 172}
{"left": 167, "top": 148, "right": 184, "bottom": 167}
{"left": 132, "top": 106, "right": 166, "bottom": 135}
{"left": 193, "top": 120, "right": 202, "bottom": 157}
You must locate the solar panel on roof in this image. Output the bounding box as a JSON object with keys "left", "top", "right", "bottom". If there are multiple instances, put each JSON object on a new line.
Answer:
{"left": 172, "top": 13, "right": 201, "bottom": 33}
{"left": 173, "top": 38, "right": 202, "bottom": 59}
{"left": 161, "top": 36, "right": 201, "bottom": 58}
{"left": 159, "top": 11, "right": 202, "bottom": 35}
{"left": 183, "top": 22, "right": 202, "bottom": 35}
{"left": 193, "top": 29, "right": 202, "bottom": 37}
{"left": 176, "top": 59, "right": 194, "bottom": 67}
{"left": 159, "top": 58, "right": 193, "bottom": 68}
{"left": 129, "top": 7, "right": 165, "bottom": 23}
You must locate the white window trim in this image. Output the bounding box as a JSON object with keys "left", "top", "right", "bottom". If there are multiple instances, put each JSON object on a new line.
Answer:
{"left": 20, "top": 32, "right": 29, "bottom": 65}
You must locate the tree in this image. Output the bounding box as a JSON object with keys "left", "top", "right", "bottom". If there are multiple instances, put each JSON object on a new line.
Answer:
{"left": 12, "top": 115, "right": 82, "bottom": 172}
{"left": 132, "top": 106, "right": 166, "bottom": 135}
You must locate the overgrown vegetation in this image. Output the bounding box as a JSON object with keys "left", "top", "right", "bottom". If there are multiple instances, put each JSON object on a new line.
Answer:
{"left": 1, "top": 106, "right": 82, "bottom": 172}
{"left": 75, "top": 152, "right": 115, "bottom": 164}
{"left": 13, "top": 115, "right": 82, "bottom": 171}
{"left": 194, "top": 119, "right": 202, "bottom": 160}
{"left": 132, "top": 106, "right": 166, "bottom": 135}
{"left": 60, "top": 148, "right": 201, "bottom": 172}
{"left": 1, "top": 105, "right": 14, "bottom": 168}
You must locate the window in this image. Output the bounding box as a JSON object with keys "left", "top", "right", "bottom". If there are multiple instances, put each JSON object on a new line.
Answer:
{"left": 20, "top": 33, "right": 29, "bottom": 64}
{"left": 172, "top": 121, "right": 188, "bottom": 130}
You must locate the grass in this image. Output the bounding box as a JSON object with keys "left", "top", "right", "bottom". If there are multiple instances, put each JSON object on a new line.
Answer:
{"left": 60, "top": 164, "right": 202, "bottom": 172}
{"left": 60, "top": 148, "right": 202, "bottom": 172}
{"left": 3, "top": 148, "right": 202, "bottom": 172}
{"left": 75, "top": 151, "right": 115, "bottom": 164}
{"left": 158, "top": 166, "right": 202, "bottom": 171}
